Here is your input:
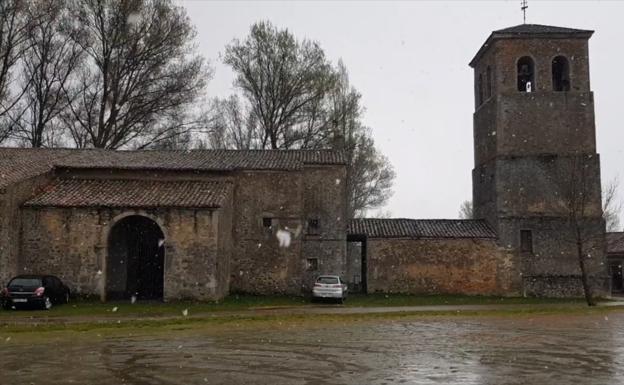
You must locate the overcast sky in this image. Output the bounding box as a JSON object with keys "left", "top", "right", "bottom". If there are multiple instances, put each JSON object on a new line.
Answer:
{"left": 180, "top": 0, "right": 624, "bottom": 224}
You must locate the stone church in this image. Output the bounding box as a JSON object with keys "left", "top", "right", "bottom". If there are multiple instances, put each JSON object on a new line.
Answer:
{"left": 0, "top": 24, "right": 610, "bottom": 301}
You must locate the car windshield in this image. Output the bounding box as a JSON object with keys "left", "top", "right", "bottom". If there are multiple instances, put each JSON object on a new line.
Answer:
{"left": 317, "top": 276, "right": 339, "bottom": 284}
{"left": 9, "top": 278, "right": 42, "bottom": 287}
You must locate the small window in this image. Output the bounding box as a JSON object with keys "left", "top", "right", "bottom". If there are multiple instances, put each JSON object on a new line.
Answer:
{"left": 517, "top": 56, "right": 535, "bottom": 92}
{"left": 520, "top": 230, "right": 533, "bottom": 253}
{"left": 262, "top": 217, "right": 272, "bottom": 228}
{"left": 552, "top": 56, "right": 570, "bottom": 91}
{"left": 308, "top": 218, "right": 320, "bottom": 235}
{"left": 307, "top": 258, "right": 318, "bottom": 271}
{"left": 486, "top": 66, "right": 492, "bottom": 98}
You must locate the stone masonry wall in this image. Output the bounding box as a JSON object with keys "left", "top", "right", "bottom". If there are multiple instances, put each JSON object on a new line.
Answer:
{"left": 229, "top": 170, "right": 305, "bottom": 294}
{"left": 301, "top": 165, "right": 348, "bottom": 291}
{"left": 19, "top": 206, "right": 230, "bottom": 301}
{"left": 0, "top": 173, "right": 53, "bottom": 286}
{"left": 366, "top": 238, "right": 519, "bottom": 296}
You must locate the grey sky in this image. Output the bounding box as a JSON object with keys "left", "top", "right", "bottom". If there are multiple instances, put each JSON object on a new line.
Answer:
{"left": 181, "top": 0, "right": 624, "bottom": 223}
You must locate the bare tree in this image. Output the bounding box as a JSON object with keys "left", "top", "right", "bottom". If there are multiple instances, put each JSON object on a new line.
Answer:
{"left": 207, "top": 95, "right": 259, "bottom": 150}
{"left": 220, "top": 24, "right": 394, "bottom": 217}
{"left": 9, "top": 0, "right": 82, "bottom": 147}
{"left": 603, "top": 177, "right": 622, "bottom": 232}
{"left": 347, "top": 129, "right": 395, "bottom": 218}
{"left": 63, "top": 0, "right": 209, "bottom": 149}
{"left": 0, "top": 0, "right": 32, "bottom": 142}
{"left": 565, "top": 155, "right": 605, "bottom": 306}
{"left": 458, "top": 200, "right": 473, "bottom": 219}
{"left": 223, "top": 21, "right": 337, "bottom": 149}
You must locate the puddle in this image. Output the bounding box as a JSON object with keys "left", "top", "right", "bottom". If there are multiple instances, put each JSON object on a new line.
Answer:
{"left": 2, "top": 312, "right": 624, "bottom": 384}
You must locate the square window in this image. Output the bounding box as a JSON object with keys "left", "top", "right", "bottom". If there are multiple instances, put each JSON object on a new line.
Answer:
{"left": 262, "top": 217, "right": 272, "bottom": 228}
{"left": 308, "top": 219, "right": 320, "bottom": 234}
{"left": 307, "top": 258, "right": 318, "bottom": 271}
{"left": 520, "top": 230, "right": 533, "bottom": 253}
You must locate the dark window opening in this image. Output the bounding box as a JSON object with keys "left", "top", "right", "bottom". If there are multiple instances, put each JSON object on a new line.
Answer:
{"left": 262, "top": 217, "right": 273, "bottom": 228}
{"left": 486, "top": 66, "right": 492, "bottom": 98}
{"left": 552, "top": 55, "right": 570, "bottom": 91}
{"left": 520, "top": 229, "right": 533, "bottom": 253}
{"left": 477, "top": 73, "right": 484, "bottom": 105}
{"left": 610, "top": 261, "right": 623, "bottom": 293}
{"left": 517, "top": 56, "right": 535, "bottom": 92}
{"left": 308, "top": 218, "right": 320, "bottom": 235}
{"left": 307, "top": 258, "right": 318, "bottom": 271}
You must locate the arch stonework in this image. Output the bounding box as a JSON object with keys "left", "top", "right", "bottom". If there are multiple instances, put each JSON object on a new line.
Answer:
{"left": 104, "top": 212, "right": 167, "bottom": 301}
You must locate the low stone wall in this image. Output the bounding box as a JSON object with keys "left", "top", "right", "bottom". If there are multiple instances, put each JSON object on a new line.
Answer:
{"left": 366, "top": 237, "right": 519, "bottom": 296}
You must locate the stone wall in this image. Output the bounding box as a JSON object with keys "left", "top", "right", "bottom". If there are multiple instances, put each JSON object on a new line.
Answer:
{"left": 19, "top": 205, "right": 231, "bottom": 301}
{"left": 0, "top": 173, "right": 53, "bottom": 286}
{"left": 301, "top": 165, "right": 348, "bottom": 291}
{"left": 229, "top": 170, "right": 305, "bottom": 294}
{"left": 228, "top": 164, "right": 348, "bottom": 295}
{"left": 366, "top": 237, "right": 519, "bottom": 296}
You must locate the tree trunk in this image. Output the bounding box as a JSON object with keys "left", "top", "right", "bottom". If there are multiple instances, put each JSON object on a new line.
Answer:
{"left": 576, "top": 229, "right": 596, "bottom": 306}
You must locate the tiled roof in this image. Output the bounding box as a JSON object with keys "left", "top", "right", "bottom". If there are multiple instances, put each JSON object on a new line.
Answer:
{"left": 0, "top": 147, "right": 346, "bottom": 189}
{"left": 24, "top": 179, "right": 231, "bottom": 209}
{"left": 348, "top": 218, "right": 497, "bottom": 239}
{"left": 470, "top": 24, "right": 593, "bottom": 67}
{"left": 493, "top": 24, "right": 593, "bottom": 35}
{"left": 607, "top": 232, "right": 624, "bottom": 255}
{"left": 0, "top": 148, "right": 75, "bottom": 190}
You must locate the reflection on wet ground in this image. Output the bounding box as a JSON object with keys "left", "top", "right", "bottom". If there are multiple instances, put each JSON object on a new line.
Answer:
{"left": 2, "top": 312, "right": 624, "bottom": 384}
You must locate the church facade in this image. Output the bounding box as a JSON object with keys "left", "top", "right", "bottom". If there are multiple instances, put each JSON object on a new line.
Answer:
{"left": 0, "top": 24, "right": 610, "bottom": 301}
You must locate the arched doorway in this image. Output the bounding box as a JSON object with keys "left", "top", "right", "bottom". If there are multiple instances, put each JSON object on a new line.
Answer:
{"left": 107, "top": 215, "right": 165, "bottom": 300}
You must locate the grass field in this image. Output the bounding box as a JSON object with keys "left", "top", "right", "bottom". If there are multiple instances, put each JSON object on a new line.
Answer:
{"left": 0, "top": 293, "right": 589, "bottom": 319}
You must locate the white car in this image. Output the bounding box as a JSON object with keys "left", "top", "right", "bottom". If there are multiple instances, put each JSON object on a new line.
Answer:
{"left": 312, "top": 275, "right": 348, "bottom": 303}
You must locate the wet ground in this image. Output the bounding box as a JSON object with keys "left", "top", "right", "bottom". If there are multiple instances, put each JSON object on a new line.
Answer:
{"left": 2, "top": 311, "right": 624, "bottom": 384}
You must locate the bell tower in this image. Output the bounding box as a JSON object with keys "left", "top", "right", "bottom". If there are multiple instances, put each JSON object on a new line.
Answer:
{"left": 469, "top": 24, "right": 607, "bottom": 296}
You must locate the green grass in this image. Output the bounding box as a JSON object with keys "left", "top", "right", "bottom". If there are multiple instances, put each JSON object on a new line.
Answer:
{"left": 2, "top": 303, "right": 622, "bottom": 338}
{"left": 0, "top": 293, "right": 591, "bottom": 320}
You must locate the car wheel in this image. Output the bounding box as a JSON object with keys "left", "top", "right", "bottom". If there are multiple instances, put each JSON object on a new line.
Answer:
{"left": 43, "top": 296, "right": 53, "bottom": 310}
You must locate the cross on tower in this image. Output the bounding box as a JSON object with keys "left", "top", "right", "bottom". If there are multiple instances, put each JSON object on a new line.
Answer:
{"left": 521, "top": 0, "right": 528, "bottom": 24}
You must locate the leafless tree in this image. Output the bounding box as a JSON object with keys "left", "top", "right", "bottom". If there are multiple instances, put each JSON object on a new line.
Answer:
{"left": 8, "top": 0, "right": 82, "bottom": 147}
{"left": 206, "top": 95, "right": 259, "bottom": 150}
{"left": 0, "top": 0, "right": 32, "bottom": 142}
{"left": 220, "top": 24, "right": 394, "bottom": 217}
{"left": 565, "top": 155, "right": 605, "bottom": 306}
{"left": 62, "top": 0, "right": 209, "bottom": 149}
{"left": 603, "top": 177, "right": 622, "bottom": 232}
{"left": 458, "top": 200, "right": 473, "bottom": 219}
{"left": 223, "top": 21, "right": 337, "bottom": 149}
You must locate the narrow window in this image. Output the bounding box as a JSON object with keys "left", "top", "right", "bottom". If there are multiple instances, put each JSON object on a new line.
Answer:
{"left": 477, "top": 73, "right": 484, "bottom": 105}
{"left": 486, "top": 66, "right": 492, "bottom": 98}
{"left": 307, "top": 258, "right": 319, "bottom": 271}
{"left": 308, "top": 218, "right": 320, "bottom": 235}
{"left": 517, "top": 56, "right": 535, "bottom": 92}
{"left": 552, "top": 56, "right": 570, "bottom": 91}
{"left": 262, "top": 217, "right": 272, "bottom": 228}
{"left": 520, "top": 230, "right": 533, "bottom": 253}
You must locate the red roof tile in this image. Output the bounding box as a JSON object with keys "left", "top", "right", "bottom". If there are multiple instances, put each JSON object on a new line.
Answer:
{"left": 348, "top": 218, "right": 497, "bottom": 239}
{"left": 24, "top": 179, "right": 231, "bottom": 209}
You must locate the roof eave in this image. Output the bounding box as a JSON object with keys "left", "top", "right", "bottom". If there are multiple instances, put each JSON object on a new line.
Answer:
{"left": 469, "top": 30, "right": 594, "bottom": 68}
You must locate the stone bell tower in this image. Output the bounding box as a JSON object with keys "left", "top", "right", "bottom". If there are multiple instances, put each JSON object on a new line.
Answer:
{"left": 469, "top": 24, "right": 607, "bottom": 296}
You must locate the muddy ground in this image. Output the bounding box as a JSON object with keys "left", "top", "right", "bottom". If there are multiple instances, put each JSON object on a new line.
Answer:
{"left": 2, "top": 311, "right": 624, "bottom": 384}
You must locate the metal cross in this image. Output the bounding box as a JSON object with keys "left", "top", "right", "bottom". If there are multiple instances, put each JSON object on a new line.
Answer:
{"left": 521, "top": 0, "right": 528, "bottom": 24}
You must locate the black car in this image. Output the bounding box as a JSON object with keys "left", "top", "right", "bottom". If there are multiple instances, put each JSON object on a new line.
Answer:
{"left": 1, "top": 275, "right": 70, "bottom": 310}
